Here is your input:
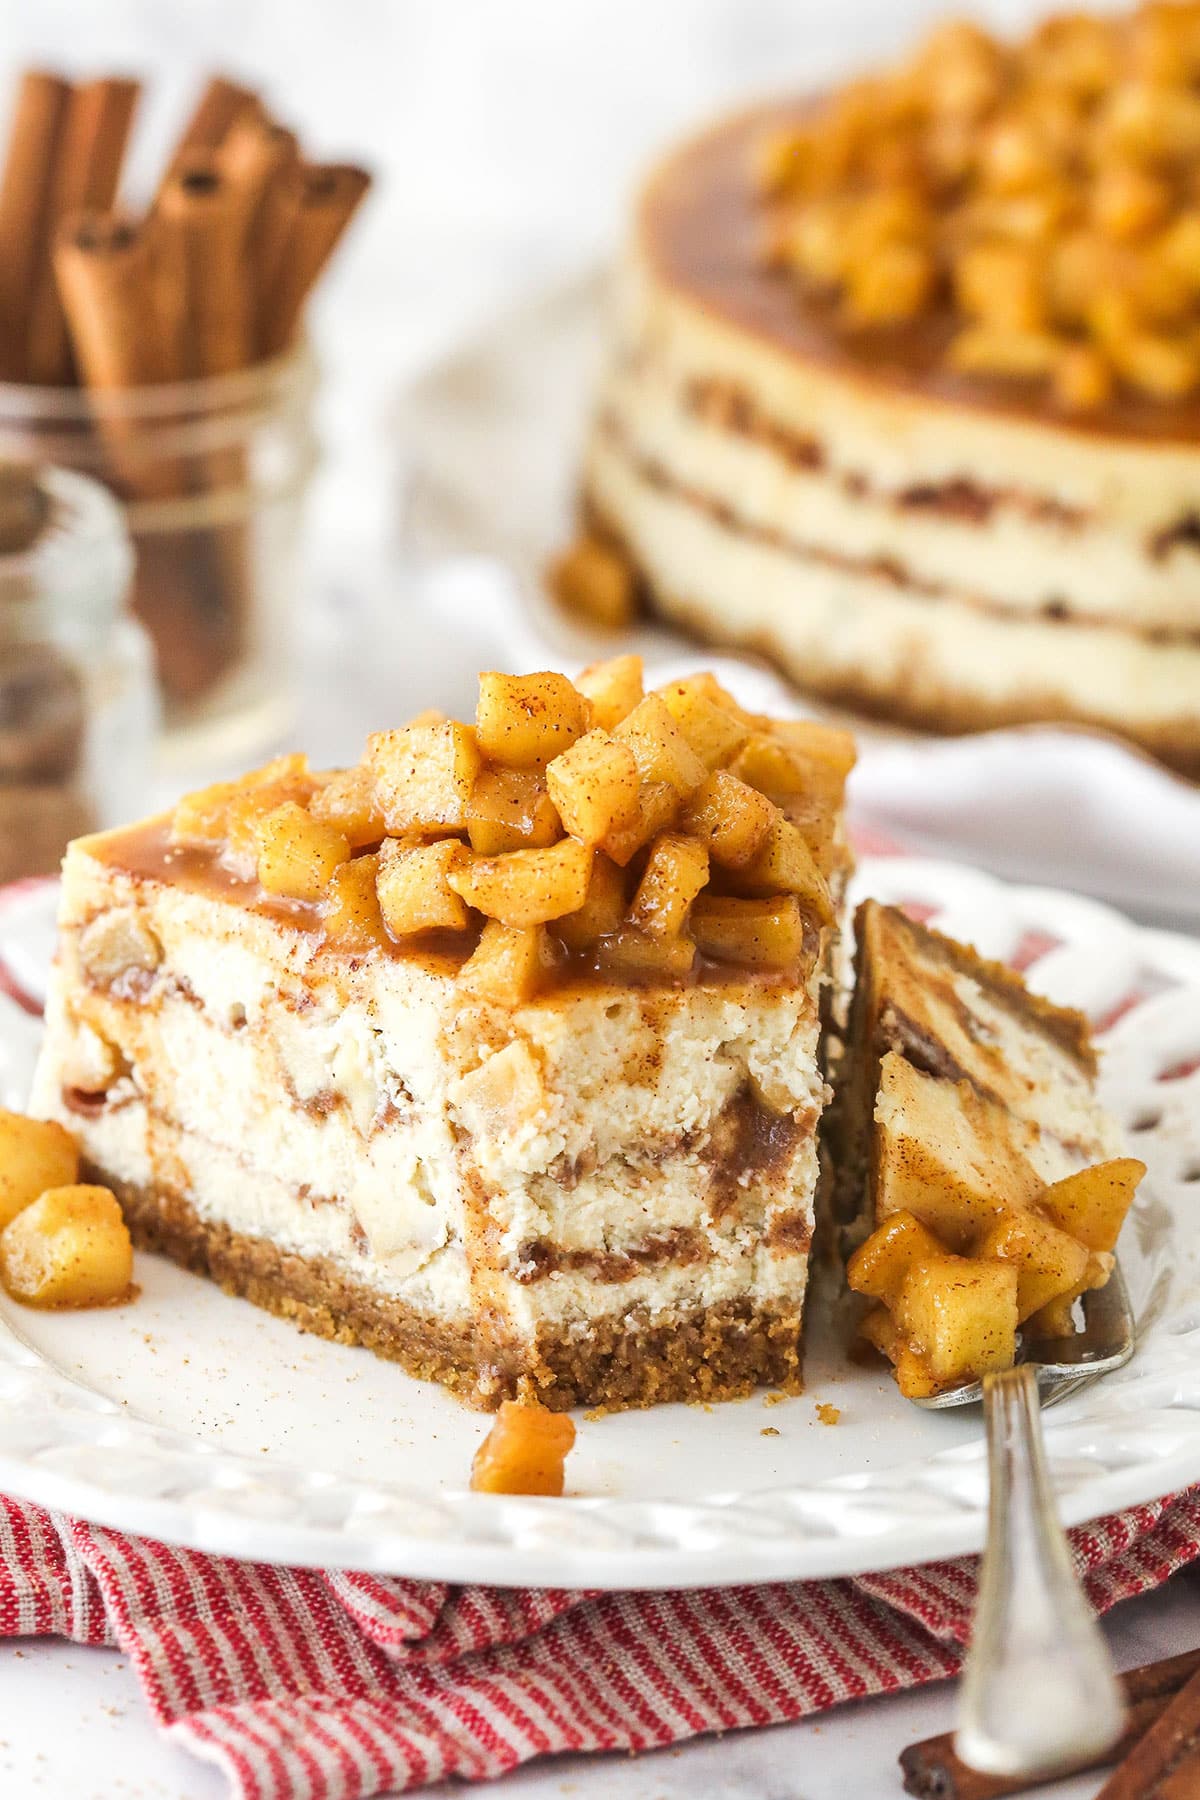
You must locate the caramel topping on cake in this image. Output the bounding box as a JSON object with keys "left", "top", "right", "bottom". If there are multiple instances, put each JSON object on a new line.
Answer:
{"left": 759, "top": 5, "right": 1200, "bottom": 409}
{"left": 164, "top": 657, "right": 854, "bottom": 999}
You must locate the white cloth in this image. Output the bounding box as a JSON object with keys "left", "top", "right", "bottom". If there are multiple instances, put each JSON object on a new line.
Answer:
{"left": 417, "top": 555, "right": 1200, "bottom": 932}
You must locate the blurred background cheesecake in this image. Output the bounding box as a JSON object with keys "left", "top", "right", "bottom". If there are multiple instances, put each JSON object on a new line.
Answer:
{"left": 580, "top": 7, "right": 1200, "bottom": 777}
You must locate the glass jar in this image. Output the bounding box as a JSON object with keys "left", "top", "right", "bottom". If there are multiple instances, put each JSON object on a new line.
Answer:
{"left": 0, "top": 465, "right": 157, "bottom": 884}
{"left": 0, "top": 347, "right": 319, "bottom": 765}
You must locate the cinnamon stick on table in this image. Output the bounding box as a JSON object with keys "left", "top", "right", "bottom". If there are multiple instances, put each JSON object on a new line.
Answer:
{"left": 0, "top": 71, "right": 72, "bottom": 377}
{"left": 900, "top": 1648, "right": 1200, "bottom": 1799}
{"left": 1094, "top": 1663, "right": 1200, "bottom": 1799}
{"left": 25, "top": 75, "right": 140, "bottom": 384}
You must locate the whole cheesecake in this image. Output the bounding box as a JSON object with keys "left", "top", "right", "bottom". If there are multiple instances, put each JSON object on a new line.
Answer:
{"left": 581, "top": 9, "right": 1200, "bottom": 778}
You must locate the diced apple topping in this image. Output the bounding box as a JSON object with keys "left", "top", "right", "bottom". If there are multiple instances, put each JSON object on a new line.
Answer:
{"left": 471, "top": 1398, "right": 577, "bottom": 1496}
{"left": 628, "top": 833, "right": 709, "bottom": 939}
{"left": 322, "top": 854, "right": 389, "bottom": 951}
{"left": 691, "top": 894, "right": 806, "bottom": 968}
{"left": 376, "top": 839, "right": 471, "bottom": 937}
{"left": 166, "top": 657, "right": 852, "bottom": 988}
{"left": 545, "top": 730, "right": 640, "bottom": 845}
{"left": 459, "top": 920, "right": 559, "bottom": 1005}
{"left": 369, "top": 721, "right": 482, "bottom": 834}
{"left": 255, "top": 802, "right": 351, "bottom": 901}
{"left": 467, "top": 769, "right": 560, "bottom": 856}
{"left": 0, "top": 1183, "right": 133, "bottom": 1309}
{"left": 476, "top": 671, "right": 589, "bottom": 770}
{"left": 850, "top": 1148, "right": 1145, "bottom": 1396}
{"left": 657, "top": 678, "right": 750, "bottom": 770}
{"left": 682, "top": 771, "right": 776, "bottom": 869}
{"left": 615, "top": 695, "right": 707, "bottom": 795}
{"left": 547, "top": 534, "right": 638, "bottom": 631}
{"left": 554, "top": 853, "right": 628, "bottom": 953}
{"left": 0, "top": 1110, "right": 79, "bottom": 1230}
{"left": 309, "top": 764, "right": 388, "bottom": 849}
{"left": 447, "top": 838, "right": 593, "bottom": 927}
{"left": 575, "top": 653, "right": 644, "bottom": 731}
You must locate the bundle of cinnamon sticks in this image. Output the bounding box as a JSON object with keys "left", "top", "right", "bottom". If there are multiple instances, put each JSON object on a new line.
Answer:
{"left": 0, "top": 68, "right": 371, "bottom": 710}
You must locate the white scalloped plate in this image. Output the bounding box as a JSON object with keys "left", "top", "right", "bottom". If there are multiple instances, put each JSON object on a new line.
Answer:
{"left": 1, "top": 861, "right": 1199, "bottom": 1589}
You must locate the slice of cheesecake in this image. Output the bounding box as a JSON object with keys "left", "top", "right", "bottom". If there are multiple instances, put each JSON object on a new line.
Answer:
{"left": 31, "top": 658, "right": 853, "bottom": 1411}
{"left": 838, "top": 901, "right": 1142, "bottom": 1397}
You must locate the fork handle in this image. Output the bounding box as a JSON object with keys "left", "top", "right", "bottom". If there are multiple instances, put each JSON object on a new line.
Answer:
{"left": 955, "top": 1363, "right": 1125, "bottom": 1780}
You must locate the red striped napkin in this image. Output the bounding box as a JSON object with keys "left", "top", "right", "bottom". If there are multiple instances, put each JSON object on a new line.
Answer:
{"left": 3, "top": 1490, "right": 1199, "bottom": 1797}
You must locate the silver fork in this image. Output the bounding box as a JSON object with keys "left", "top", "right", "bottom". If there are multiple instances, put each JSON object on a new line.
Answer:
{"left": 915, "top": 1265, "right": 1136, "bottom": 1782}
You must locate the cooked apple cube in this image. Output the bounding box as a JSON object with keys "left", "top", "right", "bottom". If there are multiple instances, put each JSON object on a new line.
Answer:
{"left": 575, "top": 653, "right": 644, "bottom": 731}
{"left": 1038, "top": 1158, "right": 1145, "bottom": 1253}
{"left": 733, "top": 816, "right": 833, "bottom": 925}
{"left": 614, "top": 695, "right": 706, "bottom": 796}
{"left": 548, "top": 536, "right": 637, "bottom": 631}
{"left": 690, "top": 894, "right": 805, "bottom": 968}
{"left": 896, "top": 1255, "right": 1019, "bottom": 1384}
{"left": 0, "top": 1110, "right": 79, "bottom": 1230}
{"left": 475, "top": 671, "right": 589, "bottom": 770}
{"left": 309, "top": 765, "right": 388, "bottom": 849}
{"left": 554, "top": 853, "right": 628, "bottom": 952}
{"left": 471, "top": 1399, "right": 577, "bottom": 1496}
{"left": 597, "top": 926, "right": 697, "bottom": 982}
{"left": 975, "top": 1208, "right": 1090, "bottom": 1323}
{"left": 460, "top": 921, "right": 558, "bottom": 1004}
{"left": 859, "top": 1303, "right": 943, "bottom": 1399}
{"left": 322, "top": 853, "right": 389, "bottom": 950}
{"left": 447, "top": 837, "right": 593, "bottom": 926}
{"left": 729, "top": 733, "right": 814, "bottom": 800}
{"left": 368, "top": 721, "right": 482, "bottom": 834}
{"left": 171, "top": 753, "right": 314, "bottom": 847}
{"left": 656, "top": 679, "right": 750, "bottom": 770}
{"left": 628, "top": 833, "right": 710, "bottom": 938}
{"left": 681, "top": 771, "right": 777, "bottom": 869}
{"left": 467, "top": 769, "right": 561, "bottom": 855}
{"left": 847, "top": 1209, "right": 946, "bottom": 1308}
{"left": 255, "top": 802, "right": 351, "bottom": 901}
{"left": 545, "top": 730, "right": 641, "bottom": 845}
{"left": 772, "top": 720, "right": 858, "bottom": 783}
{"left": 601, "top": 780, "right": 680, "bottom": 867}
{"left": 376, "top": 839, "right": 472, "bottom": 937}
{"left": 0, "top": 1184, "right": 133, "bottom": 1309}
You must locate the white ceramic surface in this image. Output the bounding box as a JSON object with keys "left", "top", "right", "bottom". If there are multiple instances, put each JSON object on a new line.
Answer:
{"left": 1, "top": 860, "right": 1198, "bottom": 1589}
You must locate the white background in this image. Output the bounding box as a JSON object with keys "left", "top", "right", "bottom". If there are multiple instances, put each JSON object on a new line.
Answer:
{"left": 0, "top": 2, "right": 1194, "bottom": 1795}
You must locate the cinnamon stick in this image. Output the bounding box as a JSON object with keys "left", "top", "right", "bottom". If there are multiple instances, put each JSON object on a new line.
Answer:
{"left": 258, "top": 160, "right": 370, "bottom": 355}
{"left": 54, "top": 206, "right": 243, "bottom": 700}
{"left": 0, "top": 71, "right": 72, "bottom": 378}
{"left": 160, "top": 74, "right": 260, "bottom": 188}
{"left": 900, "top": 1649, "right": 1200, "bottom": 1799}
{"left": 26, "top": 75, "right": 140, "bottom": 384}
{"left": 54, "top": 211, "right": 172, "bottom": 397}
{"left": 155, "top": 156, "right": 249, "bottom": 376}
{"left": 216, "top": 113, "right": 298, "bottom": 248}
{"left": 1094, "top": 1664, "right": 1200, "bottom": 1799}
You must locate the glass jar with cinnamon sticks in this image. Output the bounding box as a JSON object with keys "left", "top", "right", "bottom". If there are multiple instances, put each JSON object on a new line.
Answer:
{"left": 0, "top": 342, "right": 320, "bottom": 760}
{"left": 0, "top": 70, "right": 370, "bottom": 760}
{"left": 0, "top": 462, "right": 156, "bottom": 884}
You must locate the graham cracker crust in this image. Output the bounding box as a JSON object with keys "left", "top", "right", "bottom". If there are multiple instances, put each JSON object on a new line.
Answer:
{"left": 93, "top": 1166, "right": 805, "bottom": 1412}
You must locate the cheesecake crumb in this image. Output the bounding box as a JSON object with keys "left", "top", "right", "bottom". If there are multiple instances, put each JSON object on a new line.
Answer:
{"left": 815, "top": 1402, "right": 841, "bottom": 1426}
{"left": 760, "top": 1426, "right": 780, "bottom": 1438}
